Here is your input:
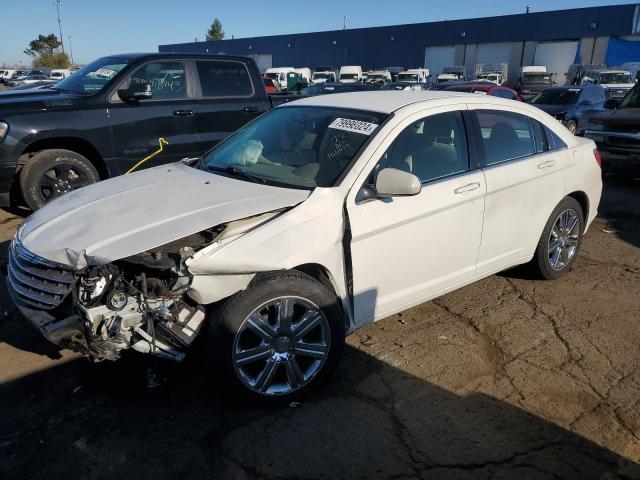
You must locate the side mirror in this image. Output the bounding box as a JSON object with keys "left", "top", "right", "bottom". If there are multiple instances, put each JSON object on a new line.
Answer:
{"left": 604, "top": 98, "right": 619, "bottom": 110}
{"left": 375, "top": 168, "right": 421, "bottom": 197}
{"left": 118, "top": 82, "right": 152, "bottom": 102}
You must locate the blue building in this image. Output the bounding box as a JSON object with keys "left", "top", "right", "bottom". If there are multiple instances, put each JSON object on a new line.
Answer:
{"left": 160, "top": 4, "right": 640, "bottom": 84}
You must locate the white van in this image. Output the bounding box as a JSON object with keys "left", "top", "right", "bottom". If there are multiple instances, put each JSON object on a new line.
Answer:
{"left": 293, "top": 68, "right": 312, "bottom": 84}
{"left": 264, "top": 67, "right": 295, "bottom": 90}
{"left": 0, "top": 69, "right": 16, "bottom": 84}
{"left": 397, "top": 68, "right": 430, "bottom": 83}
{"left": 311, "top": 71, "right": 336, "bottom": 84}
{"left": 365, "top": 70, "right": 392, "bottom": 85}
{"left": 49, "top": 69, "right": 71, "bottom": 81}
{"left": 339, "top": 66, "right": 363, "bottom": 83}
{"left": 581, "top": 69, "right": 635, "bottom": 99}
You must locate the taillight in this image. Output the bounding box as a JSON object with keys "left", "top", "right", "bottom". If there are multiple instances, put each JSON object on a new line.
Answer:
{"left": 593, "top": 148, "right": 602, "bottom": 168}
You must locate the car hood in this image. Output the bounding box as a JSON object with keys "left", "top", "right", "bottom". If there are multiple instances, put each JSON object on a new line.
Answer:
{"left": 532, "top": 104, "right": 570, "bottom": 115}
{"left": 589, "top": 108, "right": 640, "bottom": 127}
{"left": 0, "top": 89, "right": 84, "bottom": 115}
{"left": 19, "top": 162, "right": 310, "bottom": 268}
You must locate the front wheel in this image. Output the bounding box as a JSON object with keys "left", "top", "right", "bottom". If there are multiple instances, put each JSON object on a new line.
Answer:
{"left": 528, "top": 197, "right": 584, "bottom": 280}
{"left": 209, "top": 271, "right": 345, "bottom": 404}
{"left": 19, "top": 149, "right": 100, "bottom": 210}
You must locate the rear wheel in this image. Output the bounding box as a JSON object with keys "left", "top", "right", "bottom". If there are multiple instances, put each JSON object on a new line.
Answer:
{"left": 528, "top": 197, "right": 584, "bottom": 280}
{"left": 19, "top": 149, "right": 100, "bottom": 210}
{"left": 209, "top": 271, "right": 345, "bottom": 405}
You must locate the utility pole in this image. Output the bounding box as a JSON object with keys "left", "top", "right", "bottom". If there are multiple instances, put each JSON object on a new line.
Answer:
{"left": 53, "top": 0, "right": 65, "bottom": 53}
{"left": 68, "top": 35, "right": 74, "bottom": 65}
{"left": 343, "top": 16, "right": 347, "bottom": 30}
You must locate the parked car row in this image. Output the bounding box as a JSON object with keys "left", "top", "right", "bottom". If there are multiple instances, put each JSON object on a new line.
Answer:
{"left": 0, "top": 68, "right": 72, "bottom": 87}
{"left": 1, "top": 51, "right": 636, "bottom": 215}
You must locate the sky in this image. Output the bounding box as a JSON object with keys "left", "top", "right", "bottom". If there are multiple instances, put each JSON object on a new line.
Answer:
{"left": 0, "top": 0, "right": 635, "bottom": 66}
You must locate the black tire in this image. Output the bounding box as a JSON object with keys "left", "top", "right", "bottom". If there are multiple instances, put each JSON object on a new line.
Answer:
{"left": 19, "top": 149, "right": 100, "bottom": 210}
{"left": 565, "top": 120, "right": 578, "bottom": 135}
{"left": 528, "top": 197, "right": 584, "bottom": 280}
{"left": 208, "top": 271, "right": 345, "bottom": 405}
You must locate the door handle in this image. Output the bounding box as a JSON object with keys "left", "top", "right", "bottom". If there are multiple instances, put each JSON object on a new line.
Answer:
{"left": 243, "top": 106, "right": 260, "bottom": 113}
{"left": 454, "top": 182, "right": 481, "bottom": 194}
{"left": 173, "top": 110, "right": 194, "bottom": 116}
{"left": 537, "top": 159, "right": 556, "bottom": 169}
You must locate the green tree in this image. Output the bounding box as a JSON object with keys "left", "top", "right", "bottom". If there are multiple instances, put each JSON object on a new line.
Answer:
{"left": 206, "top": 18, "right": 225, "bottom": 41}
{"left": 24, "top": 33, "right": 70, "bottom": 69}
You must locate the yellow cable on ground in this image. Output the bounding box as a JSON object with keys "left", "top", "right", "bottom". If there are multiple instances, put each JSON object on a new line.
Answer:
{"left": 125, "top": 137, "right": 169, "bottom": 174}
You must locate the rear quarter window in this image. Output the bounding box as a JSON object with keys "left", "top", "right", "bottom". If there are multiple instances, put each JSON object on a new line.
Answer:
{"left": 196, "top": 61, "right": 254, "bottom": 97}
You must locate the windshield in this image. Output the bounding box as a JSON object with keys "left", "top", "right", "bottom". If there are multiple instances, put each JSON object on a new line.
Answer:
{"left": 313, "top": 73, "right": 333, "bottom": 80}
{"left": 523, "top": 73, "right": 552, "bottom": 84}
{"left": 55, "top": 56, "right": 130, "bottom": 94}
{"left": 397, "top": 73, "right": 419, "bottom": 82}
{"left": 264, "top": 72, "right": 278, "bottom": 80}
{"left": 529, "top": 89, "right": 580, "bottom": 105}
{"left": 340, "top": 73, "right": 359, "bottom": 80}
{"left": 619, "top": 86, "right": 640, "bottom": 109}
{"left": 600, "top": 72, "right": 631, "bottom": 84}
{"left": 201, "top": 106, "right": 387, "bottom": 188}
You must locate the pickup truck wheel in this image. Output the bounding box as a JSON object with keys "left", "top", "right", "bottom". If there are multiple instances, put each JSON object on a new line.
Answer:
{"left": 209, "top": 271, "right": 345, "bottom": 405}
{"left": 528, "top": 197, "right": 584, "bottom": 280}
{"left": 20, "top": 149, "right": 100, "bottom": 210}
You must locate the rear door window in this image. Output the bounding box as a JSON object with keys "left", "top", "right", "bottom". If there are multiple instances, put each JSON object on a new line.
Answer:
{"left": 196, "top": 60, "right": 254, "bottom": 97}
{"left": 474, "top": 110, "right": 536, "bottom": 166}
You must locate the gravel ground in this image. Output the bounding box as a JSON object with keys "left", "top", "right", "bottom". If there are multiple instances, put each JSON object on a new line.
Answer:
{"left": 0, "top": 176, "right": 638, "bottom": 480}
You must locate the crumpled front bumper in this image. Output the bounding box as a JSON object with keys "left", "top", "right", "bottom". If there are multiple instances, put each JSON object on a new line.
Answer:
{"left": 8, "top": 284, "right": 86, "bottom": 350}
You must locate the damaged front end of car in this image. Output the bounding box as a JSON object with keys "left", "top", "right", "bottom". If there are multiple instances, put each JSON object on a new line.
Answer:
{"left": 7, "top": 212, "right": 278, "bottom": 362}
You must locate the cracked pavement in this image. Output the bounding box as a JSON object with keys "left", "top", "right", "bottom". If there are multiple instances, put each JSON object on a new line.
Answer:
{"left": 0, "top": 176, "right": 639, "bottom": 479}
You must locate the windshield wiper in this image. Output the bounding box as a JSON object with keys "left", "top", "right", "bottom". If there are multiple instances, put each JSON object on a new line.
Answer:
{"left": 206, "top": 165, "right": 267, "bottom": 184}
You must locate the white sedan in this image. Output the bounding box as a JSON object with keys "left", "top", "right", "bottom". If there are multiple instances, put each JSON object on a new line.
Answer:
{"left": 8, "top": 91, "right": 602, "bottom": 403}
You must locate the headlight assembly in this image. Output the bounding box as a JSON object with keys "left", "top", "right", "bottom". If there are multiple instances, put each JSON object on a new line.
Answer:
{"left": 0, "top": 121, "right": 8, "bottom": 142}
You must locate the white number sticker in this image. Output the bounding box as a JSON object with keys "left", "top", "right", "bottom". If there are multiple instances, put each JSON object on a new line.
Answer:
{"left": 329, "top": 118, "right": 378, "bottom": 136}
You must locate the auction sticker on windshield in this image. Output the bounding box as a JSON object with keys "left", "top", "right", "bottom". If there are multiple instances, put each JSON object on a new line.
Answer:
{"left": 329, "top": 118, "right": 378, "bottom": 135}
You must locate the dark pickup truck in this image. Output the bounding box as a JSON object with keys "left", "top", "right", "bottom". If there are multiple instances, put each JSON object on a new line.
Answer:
{"left": 0, "top": 53, "right": 269, "bottom": 209}
{"left": 584, "top": 84, "right": 640, "bottom": 173}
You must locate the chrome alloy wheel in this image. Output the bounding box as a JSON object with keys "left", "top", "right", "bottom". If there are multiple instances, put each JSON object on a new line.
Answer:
{"left": 548, "top": 208, "right": 580, "bottom": 270}
{"left": 232, "top": 296, "right": 331, "bottom": 396}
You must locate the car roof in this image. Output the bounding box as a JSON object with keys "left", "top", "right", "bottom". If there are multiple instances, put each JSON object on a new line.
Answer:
{"left": 102, "top": 52, "right": 253, "bottom": 62}
{"left": 281, "top": 90, "right": 480, "bottom": 114}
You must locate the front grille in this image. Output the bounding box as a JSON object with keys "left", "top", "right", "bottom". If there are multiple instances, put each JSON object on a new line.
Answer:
{"left": 608, "top": 89, "right": 629, "bottom": 99}
{"left": 7, "top": 239, "right": 74, "bottom": 310}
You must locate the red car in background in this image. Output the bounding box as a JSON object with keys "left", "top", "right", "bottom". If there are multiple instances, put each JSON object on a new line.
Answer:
{"left": 263, "top": 77, "right": 279, "bottom": 94}
{"left": 443, "top": 83, "right": 522, "bottom": 101}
